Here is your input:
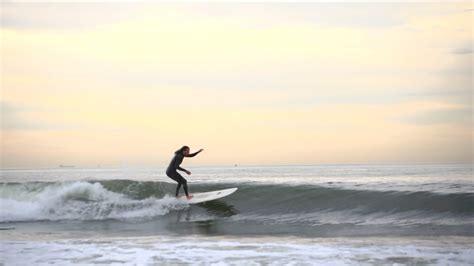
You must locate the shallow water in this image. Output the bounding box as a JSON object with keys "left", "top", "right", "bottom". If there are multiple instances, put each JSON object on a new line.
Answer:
{"left": 2, "top": 235, "right": 473, "bottom": 265}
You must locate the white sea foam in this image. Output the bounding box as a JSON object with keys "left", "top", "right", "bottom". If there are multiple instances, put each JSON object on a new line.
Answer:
{"left": 1, "top": 236, "right": 473, "bottom": 265}
{"left": 0, "top": 182, "right": 187, "bottom": 222}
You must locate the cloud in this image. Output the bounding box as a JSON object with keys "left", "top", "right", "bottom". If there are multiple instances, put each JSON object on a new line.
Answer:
{"left": 1, "top": 2, "right": 462, "bottom": 32}
{"left": 191, "top": 3, "right": 409, "bottom": 28}
{"left": 0, "top": 3, "right": 402, "bottom": 32}
{"left": 0, "top": 3, "right": 145, "bottom": 30}
{"left": 397, "top": 106, "right": 472, "bottom": 125}
{"left": 1, "top": 101, "right": 34, "bottom": 130}
{"left": 452, "top": 47, "right": 473, "bottom": 54}
{"left": 451, "top": 40, "right": 473, "bottom": 55}
{"left": 0, "top": 101, "right": 77, "bottom": 130}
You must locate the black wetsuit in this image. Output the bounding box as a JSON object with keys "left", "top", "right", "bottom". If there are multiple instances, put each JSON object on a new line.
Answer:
{"left": 166, "top": 151, "right": 200, "bottom": 197}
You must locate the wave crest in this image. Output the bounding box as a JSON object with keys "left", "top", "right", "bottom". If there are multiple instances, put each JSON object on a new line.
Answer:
{"left": 0, "top": 181, "right": 187, "bottom": 222}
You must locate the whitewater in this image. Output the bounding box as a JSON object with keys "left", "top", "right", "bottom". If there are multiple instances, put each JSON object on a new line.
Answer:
{"left": 1, "top": 164, "right": 473, "bottom": 265}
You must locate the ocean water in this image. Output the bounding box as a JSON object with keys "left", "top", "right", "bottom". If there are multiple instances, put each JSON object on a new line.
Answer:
{"left": 1, "top": 164, "right": 473, "bottom": 265}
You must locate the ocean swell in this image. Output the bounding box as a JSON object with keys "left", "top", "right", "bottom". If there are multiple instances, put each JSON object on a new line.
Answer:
{"left": 1, "top": 180, "right": 473, "bottom": 226}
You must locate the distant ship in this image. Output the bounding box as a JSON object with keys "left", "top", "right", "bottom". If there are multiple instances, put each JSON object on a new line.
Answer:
{"left": 59, "top": 165, "right": 75, "bottom": 168}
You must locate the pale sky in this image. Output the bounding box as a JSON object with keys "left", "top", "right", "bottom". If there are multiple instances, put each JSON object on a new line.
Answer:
{"left": 1, "top": 2, "right": 472, "bottom": 168}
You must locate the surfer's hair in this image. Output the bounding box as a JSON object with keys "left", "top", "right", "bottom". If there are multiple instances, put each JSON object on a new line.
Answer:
{"left": 175, "top": 146, "right": 190, "bottom": 154}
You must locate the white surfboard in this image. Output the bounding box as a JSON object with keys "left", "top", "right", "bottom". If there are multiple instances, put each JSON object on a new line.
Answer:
{"left": 178, "top": 187, "right": 238, "bottom": 204}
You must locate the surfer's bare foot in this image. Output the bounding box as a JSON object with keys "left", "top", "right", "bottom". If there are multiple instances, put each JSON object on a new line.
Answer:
{"left": 186, "top": 195, "right": 193, "bottom": 200}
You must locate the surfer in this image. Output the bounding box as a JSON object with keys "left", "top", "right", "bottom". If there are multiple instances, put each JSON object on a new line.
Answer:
{"left": 166, "top": 146, "right": 203, "bottom": 200}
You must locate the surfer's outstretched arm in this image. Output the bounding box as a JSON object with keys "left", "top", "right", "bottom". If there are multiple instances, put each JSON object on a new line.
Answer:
{"left": 186, "top": 149, "right": 204, "bottom": 157}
